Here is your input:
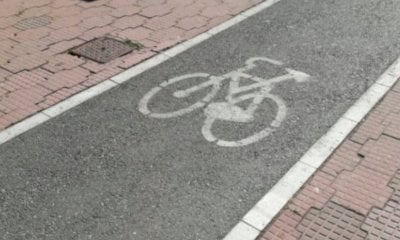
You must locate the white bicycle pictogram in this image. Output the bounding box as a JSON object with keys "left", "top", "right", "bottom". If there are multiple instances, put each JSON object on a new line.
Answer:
{"left": 139, "top": 57, "right": 311, "bottom": 147}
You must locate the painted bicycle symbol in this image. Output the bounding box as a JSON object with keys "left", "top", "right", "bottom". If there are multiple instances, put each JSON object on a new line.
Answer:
{"left": 139, "top": 57, "right": 311, "bottom": 147}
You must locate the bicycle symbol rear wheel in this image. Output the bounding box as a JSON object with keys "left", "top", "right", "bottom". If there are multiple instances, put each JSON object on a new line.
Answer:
{"left": 139, "top": 73, "right": 220, "bottom": 118}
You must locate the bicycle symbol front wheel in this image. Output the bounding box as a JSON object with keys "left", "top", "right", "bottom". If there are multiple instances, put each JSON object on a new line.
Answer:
{"left": 201, "top": 93, "right": 287, "bottom": 147}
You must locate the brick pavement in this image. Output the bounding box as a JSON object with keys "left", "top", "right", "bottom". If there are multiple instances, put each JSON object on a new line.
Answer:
{"left": 258, "top": 79, "right": 400, "bottom": 240}
{"left": 0, "top": 0, "right": 262, "bottom": 130}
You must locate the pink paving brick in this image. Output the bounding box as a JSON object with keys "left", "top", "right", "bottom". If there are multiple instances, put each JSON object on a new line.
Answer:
{"left": 5, "top": 69, "right": 48, "bottom": 88}
{"left": 176, "top": 15, "right": 209, "bottom": 30}
{"left": 80, "top": 15, "right": 115, "bottom": 29}
{"left": 201, "top": 4, "right": 232, "bottom": 18}
{"left": 80, "top": 6, "right": 114, "bottom": 18}
{"left": 43, "top": 54, "right": 85, "bottom": 73}
{"left": 80, "top": 26, "right": 117, "bottom": 41}
{"left": 331, "top": 165, "right": 393, "bottom": 215}
{"left": 0, "top": 68, "right": 12, "bottom": 81}
{"left": 144, "top": 14, "right": 179, "bottom": 30}
{"left": 148, "top": 27, "right": 185, "bottom": 43}
{"left": 48, "top": 5, "right": 82, "bottom": 18}
{"left": 140, "top": 3, "right": 174, "bottom": 18}
{"left": 321, "top": 139, "right": 362, "bottom": 177}
{"left": 44, "top": 39, "right": 85, "bottom": 55}
{"left": 48, "top": 16, "right": 82, "bottom": 29}
{"left": 112, "top": 15, "right": 146, "bottom": 30}
{"left": 260, "top": 209, "right": 302, "bottom": 240}
{"left": 14, "top": 26, "right": 52, "bottom": 41}
{"left": 137, "top": 0, "right": 167, "bottom": 8}
{"left": 114, "top": 27, "right": 154, "bottom": 41}
{"left": 2, "top": 53, "right": 48, "bottom": 73}
{"left": 43, "top": 67, "right": 90, "bottom": 91}
{"left": 118, "top": 50, "right": 156, "bottom": 69}
{"left": 109, "top": 5, "right": 141, "bottom": 18}
{"left": 287, "top": 171, "right": 335, "bottom": 216}
{"left": 0, "top": 0, "right": 261, "bottom": 131}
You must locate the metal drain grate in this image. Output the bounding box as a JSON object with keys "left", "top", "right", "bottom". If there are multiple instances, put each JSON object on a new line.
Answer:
{"left": 69, "top": 37, "right": 136, "bottom": 63}
{"left": 15, "top": 15, "right": 52, "bottom": 30}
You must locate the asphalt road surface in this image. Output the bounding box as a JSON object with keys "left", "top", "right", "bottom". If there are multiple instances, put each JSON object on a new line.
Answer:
{"left": 1, "top": 0, "right": 400, "bottom": 239}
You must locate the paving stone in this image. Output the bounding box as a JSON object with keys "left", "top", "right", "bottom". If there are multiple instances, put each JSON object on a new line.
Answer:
{"left": 260, "top": 209, "right": 302, "bottom": 240}
{"left": 362, "top": 200, "right": 400, "bottom": 240}
{"left": 201, "top": 4, "right": 231, "bottom": 18}
{"left": 321, "top": 139, "right": 363, "bottom": 177}
{"left": 359, "top": 136, "right": 400, "bottom": 177}
{"left": 43, "top": 54, "right": 85, "bottom": 73}
{"left": 176, "top": 15, "right": 208, "bottom": 30}
{"left": 140, "top": 3, "right": 174, "bottom": 17}
{"left": 137, "top": 0, "right": 166, "bottom": 7}
{"left": 389, "top": 170, "right": 400, "bottom": 203}
{"left": 144, "top": 14, "right": 179, "bottom": 30}
{"left": 351, "top": 91, "right": 400, "bottom": 144}
{"left": 47, "top": 16, "right": 83, "bottom": 29}
{"left": 296, "top": 201, "right": 367, "bottom": 240}
{"left": 81, "top": 15, "right": 115, "bottom": 29}
{"left": 80, "top": 26, "right": 117, "bottom": 41}
{"left": 2, "top": 53, "right": 48, "bottom": 73}
{"left": 288, "top": 171, "right": 335, "bottom": 216}
{"left": 114, "top": 27, "right": 153, "bottom": 41}
{"left": 112, "top": 15, "right": 146, "bottom": 30}
{"left": 118, "top": 50, "right": 156, "bottom": 69}
{"left": 48, "top": 5, "right": 82, "bottom": 18}
{"left": 42, "top": 67, "right": 90, "bottom": 91}
{"left": 45, "top": 39, "right": 85, "bottom": 55}
{"left": 107, "top": 0, "right": 138, "bottom": 8}
{"left": 0, "top": 68, "right": 12, "bottom": 81}
{"left": 80, "top": 6, "right": 114, "bottom": 18}
{"left": 109, "top": 6, "right": 141, "bottom": 18}
{"left": 19, "top": 6, "right": 52, "bottom": 18}
{"left": 148, "top": 27, "right": 184, "bottom": 42}
{"left": 332, "top": 165, "right": 393, "bottom": 215}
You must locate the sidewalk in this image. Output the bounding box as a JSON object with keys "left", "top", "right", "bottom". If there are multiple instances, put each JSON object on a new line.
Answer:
{"left": 0, "top": 0, "right": 261, "bottom": 131}
{"left": 258, "top": 78, "right": 400, "bottom": 239}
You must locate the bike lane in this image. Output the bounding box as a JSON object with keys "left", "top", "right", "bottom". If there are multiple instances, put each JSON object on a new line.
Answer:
{"left": 1, "top": 0, "right": 400, "bottom": 239}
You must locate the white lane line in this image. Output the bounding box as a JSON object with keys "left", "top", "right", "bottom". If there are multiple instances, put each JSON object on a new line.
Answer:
{"left": 223, "top": 222, "right": 260, "bottom": 240}
{"left": 43, "top": 80, "right": 118, "bottom": 117}
{"left": 0, "top": 0, "right": 283, "bottom": 146}
{"left": 0, "top": 113, "right": 50, "bottom": 145}
{"left": 223, "top": 57, "right": 400, "bottom": 239}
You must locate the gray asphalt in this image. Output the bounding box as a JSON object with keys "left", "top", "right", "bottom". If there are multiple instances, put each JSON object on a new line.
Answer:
{"left": 1, "top": 0, "right": 400, "bottom": 239}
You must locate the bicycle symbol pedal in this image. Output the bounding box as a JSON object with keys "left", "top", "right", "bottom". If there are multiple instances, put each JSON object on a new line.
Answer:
{"left": 204, "top": 102, "right": 254, "bottom": 123}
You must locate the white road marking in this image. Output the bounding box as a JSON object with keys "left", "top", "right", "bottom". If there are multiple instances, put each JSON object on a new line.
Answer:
{"left": 138, "top": 57, "right": 310, "bottom": 147}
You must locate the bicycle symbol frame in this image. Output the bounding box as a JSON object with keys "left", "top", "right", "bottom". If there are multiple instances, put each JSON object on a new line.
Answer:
{"left": 139, "top": 57, "right": 311, "bottom": 147}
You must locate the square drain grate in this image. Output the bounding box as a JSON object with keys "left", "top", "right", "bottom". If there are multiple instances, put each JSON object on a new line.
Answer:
{"left": 15, "top": 16, "right": 52, "bottom": 30}
{"left": 69, "top": 37, "right": 136, "bottom": 63}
